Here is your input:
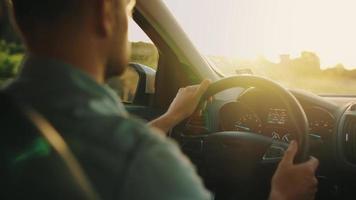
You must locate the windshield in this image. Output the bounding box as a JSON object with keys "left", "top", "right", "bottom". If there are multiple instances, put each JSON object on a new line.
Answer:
{"left": 163, "top": 0, "right": 356, "bottom": 95}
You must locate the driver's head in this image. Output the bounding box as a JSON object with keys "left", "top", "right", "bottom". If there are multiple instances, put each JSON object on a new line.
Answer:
{"left": 8, "top": 0, "right": 135, "bottom": 79}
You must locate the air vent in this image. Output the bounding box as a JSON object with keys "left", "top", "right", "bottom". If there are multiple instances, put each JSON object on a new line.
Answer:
{"left": 343, "top": 116, "right": 356, "bottom": 164}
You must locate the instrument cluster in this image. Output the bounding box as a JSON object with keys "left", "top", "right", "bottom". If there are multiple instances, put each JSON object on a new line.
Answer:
{"left": 219, "top": 102, "right": 335, "bottom": 142}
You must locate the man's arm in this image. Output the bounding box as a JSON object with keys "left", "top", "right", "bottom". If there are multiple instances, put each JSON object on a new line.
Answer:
{"left": 149, "top": 80, "right": 210, "bottom": 133}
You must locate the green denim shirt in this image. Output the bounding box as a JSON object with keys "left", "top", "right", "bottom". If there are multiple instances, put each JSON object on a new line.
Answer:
{"left": 3, "top": 56, "right": 211, "bottom": 200}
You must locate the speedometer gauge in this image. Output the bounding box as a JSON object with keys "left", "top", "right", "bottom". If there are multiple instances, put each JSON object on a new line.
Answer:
{"left": 234, "top": 113, "right": 263, "bottom": 133}
{"left": 305, "top": 106, "right": 335, "bottom": 139}
{"left": 219, "top": 102, "right": 263, "bottom": 134}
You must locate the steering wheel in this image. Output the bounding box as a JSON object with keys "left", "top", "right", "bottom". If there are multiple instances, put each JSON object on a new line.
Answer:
{"left": 173, "top": 75, "right": 310, "bottom": 197}
{"left": 198, "top": 75, "right": 310, "bottom": 163}
{"left": 180, "top": 75, "right": 309, "bottom": 170}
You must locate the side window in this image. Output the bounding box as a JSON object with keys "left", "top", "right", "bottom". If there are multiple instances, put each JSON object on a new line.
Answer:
{"left": 107, "top": 19, "right": 158, "bottom": 104}
{"left": 0, "top": 3, "right": 24, "bottom": 88}
{"left": 107, "top": 67, "right": 139, "bottom": 103}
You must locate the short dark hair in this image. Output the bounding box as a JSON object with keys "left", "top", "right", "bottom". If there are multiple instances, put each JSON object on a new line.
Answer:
{"left": 9, "top": 0, "right": 82, "bottom": 33}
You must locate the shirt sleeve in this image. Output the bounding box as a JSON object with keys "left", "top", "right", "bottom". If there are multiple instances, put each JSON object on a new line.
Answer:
{"left": 118, "top": 129, "right": 212, "bottom": 200}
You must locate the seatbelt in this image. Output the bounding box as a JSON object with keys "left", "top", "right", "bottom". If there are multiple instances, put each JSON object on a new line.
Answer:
{"left": 25, "top": 109, "right": 101, "bottom": 200}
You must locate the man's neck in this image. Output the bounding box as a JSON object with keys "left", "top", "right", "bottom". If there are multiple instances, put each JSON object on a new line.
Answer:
{"left": 27, "top": 30, "right": 105, "bottom": 84}
{"left": 30, "top": 50, "right": 105, "bottom": 84}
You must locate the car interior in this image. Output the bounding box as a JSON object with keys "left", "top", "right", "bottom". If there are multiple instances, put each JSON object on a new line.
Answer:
{"left": 122, "top": 2, "right": 356, "bottom": 198}
{"left": 2, "top": 0, "right": 356, "bottom": 199}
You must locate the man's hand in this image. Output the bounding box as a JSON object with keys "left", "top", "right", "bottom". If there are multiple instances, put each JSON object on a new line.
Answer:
{"left": 166, "top": 79, "right": 211, "bottom": 121}
{"left": 269, "top": 141, "right": 319, "bottom": 200}
{"left": 149, "top": 79, "right": 211, "bottom": 133}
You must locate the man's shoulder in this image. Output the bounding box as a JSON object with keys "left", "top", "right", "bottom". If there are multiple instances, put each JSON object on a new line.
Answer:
{"left": 116, "top": 118, "right": 212, "bottom": 200}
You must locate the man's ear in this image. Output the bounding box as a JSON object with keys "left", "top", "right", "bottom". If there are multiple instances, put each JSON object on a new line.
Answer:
{"left": 96, "top": 0, "right": 114, "bottom": 37}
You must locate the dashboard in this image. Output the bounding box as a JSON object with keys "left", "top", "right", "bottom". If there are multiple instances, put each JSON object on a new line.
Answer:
{"left": 180, "top": 86, "right": 341, "bottom": 153}
{"left": 176, "top": 85, "right": 356, "bottom": 197}
{"left": 217, "top": 88, "right": 336, "bottom": 143}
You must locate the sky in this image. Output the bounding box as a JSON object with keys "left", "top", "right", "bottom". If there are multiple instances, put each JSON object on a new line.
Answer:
{"left": 129, "top": 0, "right": 356, "bottom": 69}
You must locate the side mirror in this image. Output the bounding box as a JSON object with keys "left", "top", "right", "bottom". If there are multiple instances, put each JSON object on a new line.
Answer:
{"left": 107, "top": 63, "right": 156, "bottom": 106}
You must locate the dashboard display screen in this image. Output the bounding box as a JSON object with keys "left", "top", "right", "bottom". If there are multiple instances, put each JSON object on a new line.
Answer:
{"left": 267, "top": 108, "right": 288, "bottom": 125}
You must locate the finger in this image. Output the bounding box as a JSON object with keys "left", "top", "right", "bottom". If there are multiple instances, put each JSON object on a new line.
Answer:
{"left": 201, "top": 100, "right": 207, "bottom": 110}
{"left": 304, "top": 156, "right": 319, "bottom": 172}
{"left": 305, "top": 188, "right": 317, "bottom": 200}
{"left": 312, "top": 177, "right": 319, "bottom": 186}
{"left": 185, "top": 85, "right": 199, "bottom": 92}
{"left": 208, "top": 96, "right": 213, "bottom": 103}
{"left": 308, "top": 181, "right": 318, "bottom": 197}
{"left": 196, "top": 79, "right": 211, "bottom": 97}
{"left": 281, "top": 140, "right": 298, "bottom": 164}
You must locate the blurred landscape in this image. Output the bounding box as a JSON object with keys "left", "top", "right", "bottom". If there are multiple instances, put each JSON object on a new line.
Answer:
{"left": 2, "top": 39, "right": 356, "bottom": 95}
{"left": 1, "top": 0, "right": 356, "bottom": 95}
{"left": 209, "top": 52, "right": 356, "bottom": 95}
{"left": 0, "top": 40, "right": 159, "bottom": 87}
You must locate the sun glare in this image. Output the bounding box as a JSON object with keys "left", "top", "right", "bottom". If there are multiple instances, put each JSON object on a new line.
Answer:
{"left": 162, "top": 0, "right": 356, "bottom": 69}
{"left": 127, "top": 0, "right": 356, "bottom": 94}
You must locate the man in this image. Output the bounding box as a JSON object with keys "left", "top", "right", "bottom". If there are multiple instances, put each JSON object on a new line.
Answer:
{"left": 3, "top": 0, "right": 319, "bottom": 199}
